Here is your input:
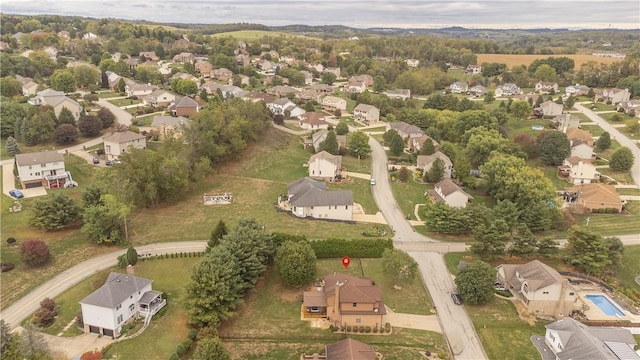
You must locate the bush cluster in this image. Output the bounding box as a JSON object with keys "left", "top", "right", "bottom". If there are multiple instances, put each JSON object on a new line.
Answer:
{"left": 590, "top": 208, "right": 620, "bottom": 213}
{"left": 310, "top": 238, "right": 393, "bottom": 258}
{"left": 20, "top": 239, "right": 50, "bottom": 267}
{"left": 34, "top": 298, "right": 57, "bottom": 327}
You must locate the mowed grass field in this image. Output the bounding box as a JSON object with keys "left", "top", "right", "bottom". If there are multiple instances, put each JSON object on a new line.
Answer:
{"left": 476, "top": 54, "right": 623, "bottom": 69}
{"left": 211, "top": 30, "right": 319, "bottom": 41}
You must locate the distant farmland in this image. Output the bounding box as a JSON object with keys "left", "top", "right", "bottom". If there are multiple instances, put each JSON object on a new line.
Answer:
{"left": 211, "top": 30, "right": 319, "bottom": 41}
{"left": 476, "top": 54, "right": 624, "bottom": 69}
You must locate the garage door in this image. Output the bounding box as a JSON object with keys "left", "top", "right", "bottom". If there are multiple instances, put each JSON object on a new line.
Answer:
{"left": 103, "top": 328, "right": 114, "bottom": 337}
{"left": 24, "top": 182, "right": 41, "bottom": 189}
{"left": 89, "top": 325, "right": 100, "bottom": 334}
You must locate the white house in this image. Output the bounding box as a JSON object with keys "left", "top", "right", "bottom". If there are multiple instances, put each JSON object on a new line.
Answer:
{"left": 344, "top": 81, "right": 367, "bottom": 94}
{"left": 465, "top": 64, "right": 482, "bottom": 74}
{"left": 353, "top": 103, "right": 380, "bottom": 124}
{"left": 545, "top": 318, "right": 638, "bottom": 359}
{"left": 559, "top": 157, "right": 600, "bottom": 184}
{"left": 286, "top": 177, "right": 353, "bottom": 221}
{"left": 267, "top": 98, "right": 305, "bottom": 119}
{"left": 495, "top": 83, "right": 522, "bottom": 97}
{"left": 405, "top": 58, "right": 420, "bottom": 67}
{"left": 384, "top": 89, "right": 411, "bottom": 100}
{"left": 15, "top": 151, "right": 68, "bottom": 189}
{"left": 321, "top": 96, "right": 347, "bottom": 112}
{"left": 449, "top": 81, "right": 468, "bottom": 94}
{"left": 534, "top": 81, "right": 559, "bottom": 94}
{"left": 304, "top": 129, "right": 347, "bottom": 152}
{"left": 80, "top": 272, "right": 165, "bottom": 338}
{"left": 103, "top": 131, "right": 147, "bottom": 160}
{"left": 417, "top": 152, "right": 453, "bottom": 179}
{"left": 308, "top": 151, "right": 342, "bottom": 181}
{"left": 125, "top": 82, "right": 157, "bottom": 98}
{"left": 598, "top": 88, "right": 631, "bottom": 104}
{"left": 565, "top": 84, "right": 590, "bottom": 97}
{"left": 143, "top": 90, "right": 176, "bottom": 108}
{"left": 496, "top": 260, "right": 580, "bottom": 318}
{"left": 428, "top": 179, "right": 473, "bottom": 208}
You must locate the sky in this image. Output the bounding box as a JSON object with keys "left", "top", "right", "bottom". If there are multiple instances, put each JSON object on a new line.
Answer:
{"left": 1, "top": 0, "right": 639, "bottom": 30}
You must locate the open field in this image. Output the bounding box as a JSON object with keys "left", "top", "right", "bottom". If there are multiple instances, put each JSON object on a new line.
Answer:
{"left": 476, "top": 54, "right": 624, "bottom": 69}
{"left": 211, "top": 30, "right": 319, "bottom": 41}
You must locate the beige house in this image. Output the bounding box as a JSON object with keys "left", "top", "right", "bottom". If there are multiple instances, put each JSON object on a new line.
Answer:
{"left": 308, "top": 151, "right": 342, "bottom": 181}
{"left": 103, "top": 131, "right": 146, "bottom": 160}
{"left": 150, "top": 115, "right": 189, "bottom": 140}
{"left": 497, "top": 260, "right": 580, "bottom": 319}
{"left": 143, "top": 90, "right": 176, "bottom": 108}
{"left": 559, "top": 157, "right": 600, "bottom": 184}
{"left": 28, "top": 89, "right": 82, "bottom": 121}
{"left": 305, "top": 129, "right": 346, "bottom": 152}
{"left": 303, "top": 274, "right": 386, "bottom": 328}
{"left": 322, "top": 96, "right": 347, "bottom": 112}
{"left": 417, "top": 152, "right": 453, "bottom": 179}
{"left": 386, "top": 121, "right": 423, "bottom": 139}
{"left": 353, "top": 104, "right": 380, "bottom": 124}
{"left": 344, "top": 81, "right": 367, "bottom": 94}
{"left": 465, "top": 64, "right": 482, "bottom": 74}
{"left": 405, "top": 58, "right": 420, "bottom": 67}
{"left": 597, "top": 88, "right": 631, "bottom": 104}
{"left": 566, "top": 183, "right": 623, "bottom": 213}
{"left": 409, "top": 134, "right": 439, "bottom": 153}
{"left": 427, "top": 179, "right": 473, "bottom": 208}
{"left": 173, "top": 52, "right": 195, "bottom": 63}
{"left": 211, "top": 68, "right": 234, "bottom": 82}
{"left": 565, "top": 128, "right": 594, "bottom": 147}
{"left": 15, "top": 151, "right": 68, "bottom": 189}
{"left": 348, "top": 74, "right": 374, "bottom": 87}
{"left": 570, "top": 140, "right": 595, "bottom": 162}
{"left": 194, "top": 60, "right": 212, "bottom": 76}
{"left": 449, "top": 81, "right": 468, "bottom": 94}
{"left": 286, "top": 177, "right": 353, "bottom": 221}
{"left": 537, "top": 101, "right": 563, "bottom": 117}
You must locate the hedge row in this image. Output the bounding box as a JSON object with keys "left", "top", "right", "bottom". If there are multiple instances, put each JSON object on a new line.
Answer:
{"left": 310, "top": 238, "right": 393, "bottom": 258}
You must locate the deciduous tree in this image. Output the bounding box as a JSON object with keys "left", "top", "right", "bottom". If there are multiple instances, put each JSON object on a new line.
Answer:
{"left": 20, "top": 240, "right": 50, "bottom": 267}
{"left": 335, "top": 121, "right": 349, "bottom": 135}
{"left": 539, "top": 131, "right": 570, "bottom": 165}
{"left": 511, "top": 100, "right": 533, "bottom": 122}
{"left": 609, "top": 147, "right": 634, "bottom": 171}
{"left": 347, "top": 131, "right": 371, "bottom": 158}
{"left": 275, "top": 240, "right": 317, "bottom": 287}
{"left": 382, "top": 248, "right": 418, "bottom": 285}
{"left": 73, "top": 65, "right": 100, "bottom": 88}
{"left": 50, "top": 68, "right": 76, "bottom": 93}
{"left": 97, "top": 107, "right": 116, "bottom": 129}
{"left": 388, "top": 131, "right": 406, "bottom": 156}
{"left": 53, "top": 124, "right": 79, "bottom": 145}
{"left": 454, "top": 261, "right": 496, "bottom": 305}
{"left": 81, "top": 194, "right": 130, "bottom": 244}
{"left": 77, "top": 114, "right": 102, "bottom": 137}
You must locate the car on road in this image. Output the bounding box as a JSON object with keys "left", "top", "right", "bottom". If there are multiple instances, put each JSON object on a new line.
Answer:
{"left": 9, "top": 189, "right": 24, "bottom": 199}
{"left": 451, "top": 293, "right": 463, "bottom": 305}
{"left": 370, "top": 178, "right": 376, "bottom": 185}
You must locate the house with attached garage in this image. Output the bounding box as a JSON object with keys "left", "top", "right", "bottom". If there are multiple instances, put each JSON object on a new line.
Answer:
{"left": 536, "top": 100, "right": 564, "bottom": 117}
{"left": 353, "top": 103, "right": 380, "bottom": 124}
{"left": 305, "top": 129, "right": 347, "bottom": 152}
{"left": 267, "top": 98, "right": 306, "bottom": 119}
{"left": 495, "top": 83, "right": 522, "bottom": 97}
{"left": 302, "top": 273, "right": 386, "bottom": 329}
{"left": 551, "top": 114, "right": 580, "bottom": 131}
{"left": 125, "top": 82, "right": 157, "bottom": 98}
{"left": 300, "top": 112, "right": 330, "bottom": 130}
{"left": 15, "top": 151, "right": 70, "bottom": 189}
{"left": 284, "top": 177, "right": 353, "bottom": 221}
{"left": 449, "top": 81, "right": 468, "bottom": 94}
{"left": 596, "top": 88, "right": 631, "bottom": 105}
{"left": 534, "top": 81, "right": 559, "bottom": 94}
{"left": 468, "top": 85, "right": 488, "bottom": 97}
{"left": 103, "top": 131, "right": 146, "bottom": 160}
{"left": 427, "top": 179, "right": 473, "bottom": 208}
{"left": 558, "top": 157, "right": 600, "bottom": 184}
{"left": 28, "top": 89, "right": 82, "bottom": 121}
{"left": 565, "top": 84, "right": 590, "bottom": 97}
{"left": 169, "top": 96, "right": 201, "bottom": 117}
{"left": 544, "top": 318, "right": 638, "bottom": 359}
{"left": 417, "top": 152, "right": 453, "bottom": 179}
{"left": 409, "top": 134, "right": 439, "bottom": 153}
{"left": 386, "top": 121, "right": 423, "bottom": 140}
{"left": 322, "top": 96, "right": 348, "bottom": 112}
{"left": 496, "top": 260, "right": 580, "bottom": 319}
{"left": 566, "top": 183, "right": 624, "bottom": 213}
{"left": 308, "top": 151, "right": 342, "bottom": 182}
{"left": 570, "top": 140, "right": 595, "bottom": 162}
{"left": 384, "top": 88, "right": 411, "bottom": 100}
{"left": 465, "top": 64, "right": 482, "bottom": 74}
{"left": 142, "top": 89, "right": 176, "bottom": 108}
{"left": 80, "top": 272, "right": 165, "bottom": 338}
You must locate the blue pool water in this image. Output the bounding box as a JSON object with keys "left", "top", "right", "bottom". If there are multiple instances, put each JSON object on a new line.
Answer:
{"left": 586, "top": 295, "right": 624, "bottom": 316}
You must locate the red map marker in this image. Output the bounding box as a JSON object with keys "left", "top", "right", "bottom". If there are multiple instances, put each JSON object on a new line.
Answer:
{"left": 342, "top": 256, "right": 351, "bottom": 269}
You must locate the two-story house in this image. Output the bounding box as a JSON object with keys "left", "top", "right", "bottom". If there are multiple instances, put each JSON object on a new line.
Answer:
{"left": 386, "top": 121, "right": 423, "bottom": 140}
{"left": 570, "top": 140, "right": 595, "bottom": 162}
{"left": 267, "top": 98, "right": 305, "bottom": 118}
{"left": 80, "top": 272, "right": 165, "bottom": 338}
{"left": 125, "top": 82, "right": 157, "bottom": 98}
{"left": 469, "top": 85, "right": 488, "bottom": 97}
{"left": 138, "top": 51, "right": 159, "bottom": 62}
{"left": 558, "top": 157, "right": 600, "bottom": 184}
{"left": 343, "top": 81, "right": 367, "bottom": 94}
{"left": 405, "top": 58, "right": 420, "bottom": 67}
{"left": 15, "top": 151, "right": 68, "bottom": 189}
{"left": 348, "top": 74, "right": 374, "bottom": 87}
{"left": 211, "top": 67, "right": 234, "bottom": 82}
{"left": 143, "top": 90, "right": 176, "bottom": 108}
{"left": 597, "top": 88, "right": 631, "bottom": 104}
{"left": 28, "top": 89, "right": 82, "bottom": 121}
{"left": 286, "top": 177, "right": 353, "bottom": 221}
{"left": 427, "top": 179, "right": 473, "bottom": 208}
{"left": 353, "top": 104, "right": 380, "bottom": 124}
{"left": 151, "top": 115, "right": 190, "bottom": 140}
{"left": 565, "top": 84, "right": 590, "bottom": 97}
{"left": 417, "top": 152, "right": 454, "bottom": 179}
{"left": 535, "top": 81, "right": 559, "bottom": 94}
{"left": 384, "top": 89, "right": 411, "bottom": 100}
{"left": 565, "top": 128, "right": 594, "bottom": 147}
{"left": 409, "top": 134, "right": 440, "bottom": 153}
{"left": 497, "top": 260, "right": 580, "bottom": 319}
{"left": 449, "top": 81, "right": 469, "bottom": 94}
{"left": 308, "top": 151, "right": 342, "bottom": 182}
{"left": 322, "top": 96, "right": 347, "bottom": 113}
{"left": 194, "top": 60, "right": 212, "bottom": 76}
{"left": 302, "top": 273, "right": 386, "bottom": 328}
{"left": 495, "top": 83, "right": 522, "bottom": 97}
{"left": 103, "top": 131, "right": 147, "bottom": 160}
{"left": 172, "top": 52, "right": 195, "bottom": 64}
{"left": 169, "top": 96, "right": 201, "bottom": 117}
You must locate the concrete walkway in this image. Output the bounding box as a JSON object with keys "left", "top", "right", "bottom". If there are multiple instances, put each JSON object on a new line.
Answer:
{"left": 383, "top": 307, "right": 442, "bottom": 333}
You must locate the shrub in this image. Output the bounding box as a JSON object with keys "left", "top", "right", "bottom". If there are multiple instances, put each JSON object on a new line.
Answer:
{"left": 346, "top": 326, "right": 352, "bottom": 332}
{"left": 6, "top": 237, "right": 16, "bottom": 244}
{"left": 80, "top": 350, "right": 103, "bottom": 360}
{"left": 188, "top": 329, "right": 197, "bottom": 341}
{"left": 34, "top": 298, "right": 57, "bottom": 327}
{"left": 385, "top": 322, "right": 391, "bottom": 332}
{"left": 365, "top": 326, "right": 371, "bottom": 333}
{"left": 359, "top": 326, "right": 365, "bottom": 333}
{"left": 169, "top": 353, "right": 179, "bottom": 360}
{"left": 352, "top": 326, "right": 358, "bottom": 333}
{"left": 20, "top": 239, "right": 50, "bottom": 267}
{"left": 310, "top": 238, "right": 393, "bottom": 258}
{"left": 373, "top": 326, "right": 378, "bottom": 333}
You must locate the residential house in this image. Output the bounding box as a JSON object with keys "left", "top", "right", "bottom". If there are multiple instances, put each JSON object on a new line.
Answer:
{"left": 514, "top": 93, "right": 540, "bottom": 104}
{"left": 235, "top": 53, "right": 250, "bottom": 67}
{"left": 566, "top": 183, "right": 623, "bottom": 213}
{"left": 267, "top": 98, "right": 305, "bottom": 119}
{"left": 305, "top": 129, "right": 346, "bottom": 152}
{"left": 570, "top": 140, "right": 595, "bottom": 162}
{"left": 469, "top": 85, "right": 488, "bottom": 97}
{"left": 386, "top": 122, "right": 423, "bottom": 140}
{"left": 15, "top": 151, "right": 68, "bottom": 189}
{"left": 28, "top": 88, "right": 65, "bottom": 105}
{"left": 172, "top": 38, "right": 194, "bottom": 50}
{"left": 558, "top": 157, "right": 600, "bottom": 184}
{"left": 565, "top": 84, "right": 590, "bottom": 97}
{"left": 169, "top": 96, "right": 201, "bottom": 117}
{"left": 171, "top": 72, "right": 199, "bottom": 84}
{"left": 551, "top": 114, "right": 580, "bottom": 131}
{"left": 80, "top": 272, "right": 165, "bottom": 338}
{"left": 309, "top": 84, "right": 335, "bottom": 96}
{"left": 308, "top": 151, "right": 343, "bottom": 181}
{"left": 232, "top": 74, "right": 250, "bottom": 87}
{"left": 194, "top": 60, "right": 212, "bottom": 76}
{"left": 151, "top": 115, "right": 190, "bottom": 140}
{"left": 348, "top": 74, "right": 374, "bottom": 87}
{"left": 535, "top": 81, "right": 559, "bottom": 94}
{"left": 266, "top": 85, "right": 298, "bottom": 97}
{"left": 300, "top": 112, "right": 330, "bottom": 130}
{"left": 322, "top": 96, "right": 348, "bottom": 113}
{"left": 302, "top": 338, "right": 377, "bottom": 360}
{"left": 324, "top": 67, "right": 341, "bottom": 79}
{"left": 139, "top": 51, "right": 159, "bottom": 62}
{"left": 125, "top": 82, "right": 157, "bottom": 98}
{"left": 218, "top": 85, "right": 247, "bottom": 99}
{"left": 286, "top": 177, "right": 353, "bottom": 221}
{"left": 495, "top": 83, "right": 522, "bottom": 97}
{"left": 537, "top": 100, "right": 564, "bottom": 117}
{"left": 300, "top": 70, "right": 314, "bottom": 85}
{"left": 57, "top": 30, "right": 70, "bottom": 40}
{"left": 417, "top": 152, "right": 454, "bottom": 179}
{"left": 262, "top": 75, "right": 289, "bottom": 86}
{"left": 28, "top": 89, "right": 82, "bottom": 121}
{"left": 409, "top": 134, "right": 439, "bottom": 153}
{"left": 565, "top": 128, "right": 594, "bottom": 147}
{"left": 103, "top": 131, "right": 146, "bottom": 160}
{"left": 241, "top": 91, "right": 276, "bottom": 104}
{"left": 43, "top": 46, "right": 57, "bottom": 60}
{"left": 449, "top": 81, "right": 469, "bottom": 94}
{"left": 344, "top": 81, "right": 367, "bottom": 94}
{"left": 297, "top": 89, "right": 323, "bottom": 103}
{"left": 405, "top": 58, "right": 420, "bottom": 67}
{"left": 597, "top": 88, "right": 631, "bottom": 104}
{"left": 427, "top": 179, "right": 473, "bottom": 208}
{"left": 211, "top": 67, "right": 234, "bottom": 82}
{"left": 617, "top": 99, "right": 640, "bottom": 116}
{"left": 302, "top": 274, "right": 385, "bottom": 328}
{"left": 545, "top": 318, "right": 639, "bottom": 360}
{"left": 384, "top": 89, "right": 411, "bottom": 100}
{"left": 496, "top": 260, "right": 580, "bottom": 319}
{"left": 465, "top": 64, "right": 482, "bottom": 74}
{"left": 282, "top": 55, "right": 297, "bottom": 65}
{"left": 172, "top": 52, "right": 195, "bottom": 63}
{"left": 353, "top": 104, "right": 380, "bottom": 124}
{"left": 142, "top": 90, "right": 176, "bottom": 108}
{"left": 19, "top": 77, "right": 39, "bottom": 96}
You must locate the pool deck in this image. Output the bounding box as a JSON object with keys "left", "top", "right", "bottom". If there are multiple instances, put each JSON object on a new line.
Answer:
{"left": 579, "top": 292, "right": 640, "bottom": 323}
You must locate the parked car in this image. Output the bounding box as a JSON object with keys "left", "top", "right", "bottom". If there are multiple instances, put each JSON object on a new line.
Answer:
{"left": 451, "top": 293, "right": 463, "bottom": 305}
{"left": 92, "top": 157, "right": 99, "bottom": 164}
{"left": 370, "top": 178, "right": 376, "bottom": 185}
{"left": 9, "top": 189, "right": 24, "bottom": 199}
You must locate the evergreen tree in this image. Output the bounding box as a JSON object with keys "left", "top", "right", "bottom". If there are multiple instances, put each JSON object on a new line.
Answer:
{"left": 57, "top": 107, "right": 76, "bottom": 126}
{"left": 424, "top": 158, "right": 445, "bottom": 183}
{"left": 5, "top": 136, "right": 20, "bottom": 156}
{"left": 319, "top": 130, "right": 339, "bottom": 155}
{"left": 595, "top": 131, "right": 611, "bottom": 151}
{"left": 419, "top": 139, "right": 436, "bottom": 155}
{"left": 207, "top": 220, "right": 228, "bottom": 251}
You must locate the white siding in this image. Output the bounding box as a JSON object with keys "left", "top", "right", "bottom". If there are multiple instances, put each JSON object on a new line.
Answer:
{"left": 17, "top": 161, "right": 66, "bottom": 183}
{"left": 308, "top": 158, "right": 339, "bottom": 179}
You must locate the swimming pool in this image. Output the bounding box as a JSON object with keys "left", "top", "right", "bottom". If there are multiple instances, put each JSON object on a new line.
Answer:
{"left": 586, "top": 295, "right": 624, "bottom": 316}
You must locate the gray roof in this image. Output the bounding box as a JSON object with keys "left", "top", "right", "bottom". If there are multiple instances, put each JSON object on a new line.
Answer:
{"left": 435, "top": 179, "right": 472, "bottom": 198}
{"left": 353, "top": 103, "right": 378, "bottom": 112}
{"left": 417, "top": 151, "right": 451, "bottom": 168}
{"left": 173, "top": 96, "right": 199, "bottom": 108}
{"left": 151, "top": 116, "right": 190, "bottom": 128}
{"left": 104, "top": 131, "right": 146, "bottom": 143}
{"left": 288, "top": 177, "right": 352, "bottom": 207}
{"left": 389, "top": 121, "right": 423, "bottom": 136}
{"left": 15, "top": 151, "right": 63, "bottom": 166}
{"left": 80, "top": 272, "right": 152, "bottom": 308}
{"left": 545, "top": 318, "right": 638, "bottom": 360}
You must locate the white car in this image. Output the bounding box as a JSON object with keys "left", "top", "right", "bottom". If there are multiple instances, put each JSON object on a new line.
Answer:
{"left": 370, "top": 178, "right": 376, "bottom": 185}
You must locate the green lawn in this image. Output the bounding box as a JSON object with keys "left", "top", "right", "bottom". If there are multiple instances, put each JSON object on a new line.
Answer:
{"left": 579, "top": 125, "right": 604, "bottom": 137}
{"left": 588, "top": 103, "right": 616, "bottom": 111}
{"left": 329, "top": 177, "right": 378, "bottom": 214}
{"left": 467, "top": 298, "right": 550, "bottom": 360}
{"left": 131, "top": 114, "right": 157, "bottom": 126}
{"left": 389, "top": 176, "right": 428, "bottom": 221}
{"left": 617, "top": 188, "right": 640, "bottom": 196}
{"left": 341, "top": 154, "right": 372, "bottom": 174}
{"left": 574, "top": 201, "right": 640, "bottom": 236}
{"left": 108, "top": 98, "right": 143, "bottom": 107}
{"left": 507, "top": 119, "right": 554, "bottom": 139}
{"left": 599, "top": 112, "right": 635, "bottom": 124}
{"left": 210, "top": 30, "right": 320, "bottom": 41}
{"left": 611, "top": 246, "right": 640, "bottom": 290}
{"left": 97, "top": 91, "right": 121, "bottom": 98}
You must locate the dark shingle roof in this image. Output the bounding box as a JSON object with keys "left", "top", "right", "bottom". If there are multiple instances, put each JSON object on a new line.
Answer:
{"left": 15, "top": 151, "right": 63, "bottom": 166}
{"left": 80, "top": 272, "right": 152, "bottom": 308}
{"left": 288, "top": 177, "right": 352, "bottom": 207}
{"left": 325, "top": 338, "right": 376, "bottom": 360}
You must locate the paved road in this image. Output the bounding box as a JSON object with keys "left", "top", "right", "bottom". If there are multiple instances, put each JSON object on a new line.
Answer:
{"left": 574, "top": 103, "right": 639, "bottom": 188}
{"left": 96, "top": 97, "right": 133, "bottom": 126}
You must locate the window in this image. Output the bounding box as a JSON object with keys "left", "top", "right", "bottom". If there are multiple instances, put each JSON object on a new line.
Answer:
{"left": 116, "top": 304, "right": 122, "bottom": 310}
{"left": 129, "top": 304, "right": 135, "bottom": 312}
{"left": 345, "top": 205, "right": 348, "bottom": 210}
{"left": 543, "top": 291, "right": 549, "bottom": 294}
{"left": 130, "top": 295, "right": 133, "bottom": 299}
{"left": 355, "top": 318, "right": 361, "bottom": 324}
{"left": 569, "top": 292, "right": 575, "bottom": 296}
{"left": 41, "top": 164, "right": 46, "bottom": 168}
{"left": 117, "top": 314, "right": 123, "bottom": 324}
{"left": 352, "top": 303, "right": 357, "bottom": 307}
